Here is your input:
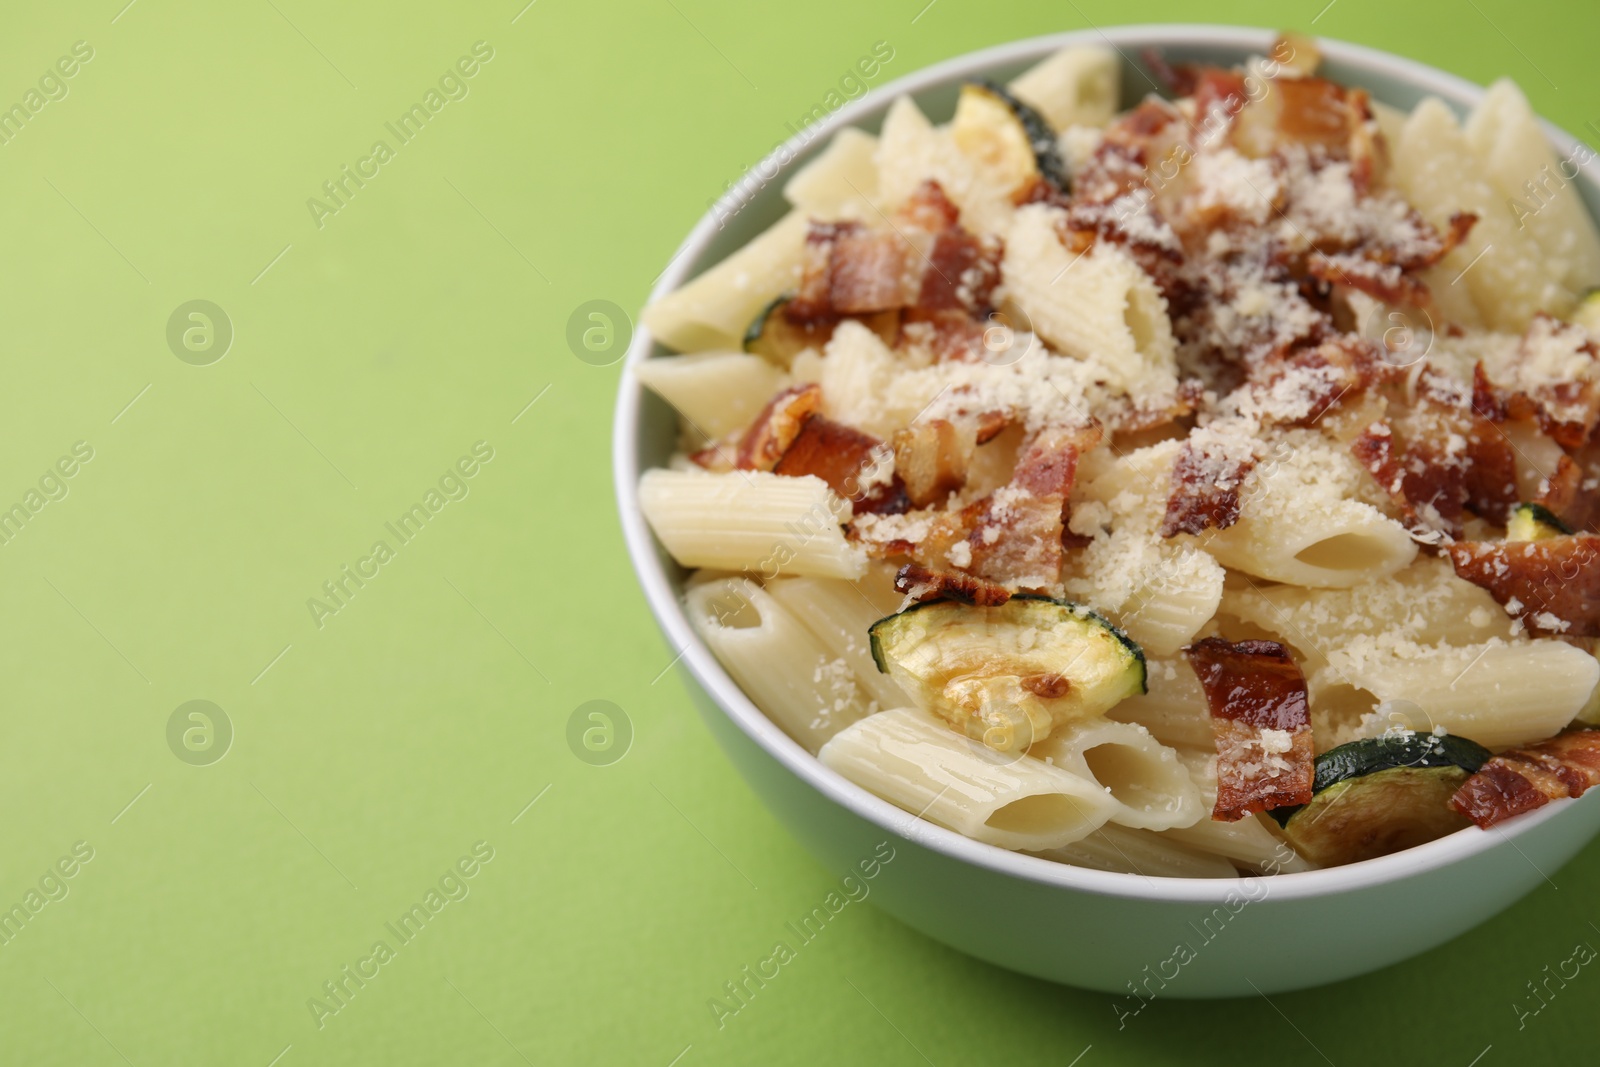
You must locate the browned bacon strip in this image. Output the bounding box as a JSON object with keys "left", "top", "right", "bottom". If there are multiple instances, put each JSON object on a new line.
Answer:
{"left": 1160, "top": 439, "right": 1256, "bottom": 538}
{"left": 893, "top": 562, "right": 1011, "bottom": 606}
{"left": 1307, "top": 253, "right": 1430, "bottom": 309}
{"left": 735, "top": 384, "right": 821, "bottom": 471}
{"left": 916, "top": 228, "right": 1001, "bottom": 313}
{"left": 1351, "top": 387, "right": 1520, "bottom": 536}
{"left": 788, "top": 222, "right": 854, "bottom": 322}
{"left": 1443, "top": 535, "right": 1600, "bottom": 636}
{"left": 900, "top": 309, "right": 990, "bottom": 362}
{"left": 1184, "top": 638, "right": 1315, "bottom": 822}
{"left": 830, "top": 228, "right": 911, "bottom": 314}
{"left": 784, "top": 182, "right": 1000, "bottom": 330}
{"left": 1450, "top": 730, "right": 1600, "bottom": 829}
{"left": 966, "top": 424, "right": 1099, "bottom": 590}
{"left": 772, "top": 414, "right": 906, "bottom": 515}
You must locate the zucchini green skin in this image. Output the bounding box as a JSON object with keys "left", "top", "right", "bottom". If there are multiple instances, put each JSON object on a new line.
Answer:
{"left": 967, "top": 80, "right": 1071, "bottom": 193}
{"left": 1281, "top": 765, "right": 1475, "bottom": 867}
{"left": 1268, "top": 733, "right": 1492, "bottom": 827}
{"left": 1507, "top": 502, "right": 1573, "bottom": 541}
{"left": 742, "top": 294, "right": 787, "bottom": 354}
{"left": 743, "top": 294, "right": 827, "bottom": 363}
{"left": 868, "top": 594, "right": 1146, "bottom": 691}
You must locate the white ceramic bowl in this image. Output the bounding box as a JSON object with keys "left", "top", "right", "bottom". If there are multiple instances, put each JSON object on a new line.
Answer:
{"left": 613, "top": 24, "right": 1600, "bottom": 996}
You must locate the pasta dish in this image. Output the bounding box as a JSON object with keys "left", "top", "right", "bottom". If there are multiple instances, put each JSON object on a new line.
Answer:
{"left": 633, "top": 35, "right": 1600, "bottom": 876}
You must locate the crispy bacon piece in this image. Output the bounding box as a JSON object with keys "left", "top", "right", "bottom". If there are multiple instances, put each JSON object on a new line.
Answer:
{"left": 965, "top": 424, "right": 1099, "bottom": 590}
{"left": 1068, "top": 99, "right": 1179, "bottom": 210}
{"left": 858, "top": 424, "right": 1100, "bottom": 595}
{"left": 916, "top": 228, "right": 1002, "bottom": 312}
{"left": 900, "top": 308, "right": 991, "bottom": 362}
{"left": 1276, "top": 78, "right": 1360, "bottom": 151}
{"left": 893, "top": 562, "right": 1011, "bottom": 606}
{"left": 1350, "top": 381, "right": 1519, "bottom": 537}
{"left": 784, "top": 183, "right": 1001, "bottom": 332}
{"left": 1308, "top": 254, "right": 1429, "bottom": 309}
{"left": 1160, "top": 438, "right": 1256, "bottom": 537}
{"left": 789, "top": 218, "right": 909, "bottom": 320}
{"left": 1111, "top": 380, "right": 1204, "bottom": 438}
{"left": 1308, "top": 210, "right": 1472, "bottom": 311}
{"left": 1258, "top": 336, "right": 1393, "bottom": 425}
{"left": 1432, "top": 212, "right": 1479, "bottom": 267}
{"left": 1351, "top": 419, "right": 1403, "bottom": 493}
{"left": 1450, "top": 729, "right": 1600, "bottom": 829}
{"left": 772, "top": 414, "right": 905, "bottom": 515}
{"left": 789, "top": 221, "right": 855, "bottom": 322}
{"left": 1184, "top": 638, "right": 1315, "bottom": 821}
{"left": 830, "top": 228, "right": 912, "bottom": 314}
{"left": 1444, "top": 535, "right": 1600, "bottom": 636}
{"left": 1471, "top": 361, "right": 1513, "bottom": 423}
{"left": 1461, "top": 426, "right": 1521, "bottom": 525}
{"left": 735, "top": 384, "right": 820, "bottom": 471}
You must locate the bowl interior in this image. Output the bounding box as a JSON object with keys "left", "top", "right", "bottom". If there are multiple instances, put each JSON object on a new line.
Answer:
{"left": 616, "top": 25, "right": 1600, "bottom": 902}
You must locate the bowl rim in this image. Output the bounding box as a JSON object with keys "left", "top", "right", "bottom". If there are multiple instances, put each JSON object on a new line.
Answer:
{"left": 612, "top": 23, "right": 1594, "bottom": 904}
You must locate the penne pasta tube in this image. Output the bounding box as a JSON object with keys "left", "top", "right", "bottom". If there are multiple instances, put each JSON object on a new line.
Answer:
{"left": 1030, "top": 718, "right": 1203, "bottom": 831}
{"left": 686, "top": 577, "right": 871, "bottom": 753}
{"left": 764, "top": 574, "right": 911, "bottom": 712}
{"left": 819, "top": 707, "right": 1121, "bottom": 851}
{"left": 634, "top": 352, "right": 788, "bottom": 440}
{"left": 640, "top": 469, "right": 866, "bottom": 579}
{"left": 1032, "top": 824, "right": 1239, "bottom": 879}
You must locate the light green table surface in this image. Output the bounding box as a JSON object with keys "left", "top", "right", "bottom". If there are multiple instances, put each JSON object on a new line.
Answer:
{"left": 1, "top": 1, "right": 1596, "bottom": 1063}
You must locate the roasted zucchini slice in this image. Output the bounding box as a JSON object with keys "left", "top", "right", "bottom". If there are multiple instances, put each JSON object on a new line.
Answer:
{"left": 1506, "top": 502, "right": 1572, "bottom": 542}
{"left": 868, "top": 596, "right": 1145, "bottom": 753}
{"left": 952, "top": 80, "right": 1069, "bottom": 195}
{"left": 1272, "top": 733, "right": 1493, "bottom": 867}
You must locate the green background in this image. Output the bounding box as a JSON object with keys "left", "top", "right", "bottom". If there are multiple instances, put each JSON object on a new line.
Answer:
{"left": 1, "top": 0, "right": 1596, "bottom": 1063}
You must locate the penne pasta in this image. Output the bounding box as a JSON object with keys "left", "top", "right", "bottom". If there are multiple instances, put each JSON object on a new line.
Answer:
{"left": 1108, "top": 659, "right": 1216, "bottom": 751}
{"left": 687, "top": 577, "right": 873, "bottom": 752}
{"left": 1310, "top": 638, "right": 1599, "bottom": 749}
{"left": 1392, "top": 97, "right": 1569, "bottom": 330}
{"left": 764, "top": 573, "right": 911, "bottom": 712}
{"left": 820, "top": 707, "right": 1121, "bottom": 851}
{"left": 1030, "top": 718, "right": 1204, "bottom": 831}
{"left": 1002, "top": 208, "right": 1179, "bottom": 400}
{"left": 784, "top": 127, "right": 880, "bottom": 216}
{"left": 1007, "top": 45, "right": 1120, "bottom": 131}
{"left": 1464, "top": 79, "right": 1600, "bottom": 299}
{"left": 1031, "top": 824, "right": 1238, "bottom": 879}
{"left": 639, "top": 469, "right": 866, "bottom": 579}
{"left": 634, "top": 351, "right": 788, "bottom": 439}
{"left": 642, "top": 210, "right": 809, "bottom": 352}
